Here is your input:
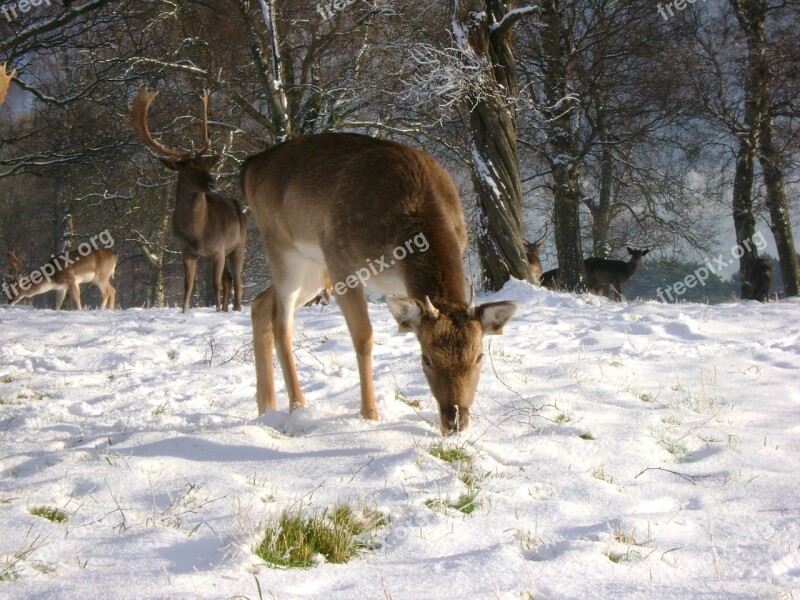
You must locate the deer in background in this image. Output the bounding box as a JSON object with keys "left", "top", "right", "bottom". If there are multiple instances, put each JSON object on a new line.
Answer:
{"left": 242, "top": 133, "right": 518, "bottom": 435}
{"left": 129, "top": 86, "right": 246, "bottom": 313}
{"left": 750, "top": 258, "right": 773, "bottom": 302}
{"left": 584, "top": 247, "right": 649, "bottom": 301}
{"left": 0, "top": 64, "right": 15, "bottom": 107}
{"left": 523, "top": 240, "right": 544, "bottom": 286}
{"left": 6, "top": 248, "right": 117, "bottom": 310}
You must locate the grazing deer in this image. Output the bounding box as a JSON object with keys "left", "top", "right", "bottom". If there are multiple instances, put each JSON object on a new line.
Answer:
{"left": 7, "top": 248, "right": 117, "bottom": 310}
{"left": 523, "top": 241, "right": 544, "bottom": 285}
{"left": 750, "top": 258, "right": 773, "bottom": 302}
{"left": 129, "top": 86, "right": 246, "bottom": 313}
{"left": 242, "top": 133, "right": 518, "bottom": 434}
{"left": 0, "top": 64, "right": 14, "bottom": 107}
{"left": 584, "top": 247, "right": 649, "bottom": 301}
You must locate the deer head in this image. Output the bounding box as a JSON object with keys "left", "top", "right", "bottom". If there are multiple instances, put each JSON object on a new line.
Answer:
{"left": 128, "top": 86, "right": 220, "bottom": 193}
{"left": 388, "top": 292, "right": 517, "bottom": 434}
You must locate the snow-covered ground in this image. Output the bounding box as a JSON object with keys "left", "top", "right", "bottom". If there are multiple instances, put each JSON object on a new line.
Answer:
{"left": 0, "top": 281, "right": 798, "bottom": 599}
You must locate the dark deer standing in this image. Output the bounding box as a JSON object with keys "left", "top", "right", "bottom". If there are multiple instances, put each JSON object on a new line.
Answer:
{"left": 540, "top": 268, "right": 560, "bottom": 291}
{"left": 242, "top": 133, "right": 518, "bottom": 434}
{"left": 750, "top": 258, "right": 773, "bottom": 302}
{"left": 584, "top": 247, "right": 649, "bottom": 301}
{"left": 129, "top": 87, "right": 246, "bottom": 313}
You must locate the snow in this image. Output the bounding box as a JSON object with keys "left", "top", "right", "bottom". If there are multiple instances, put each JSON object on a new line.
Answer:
{"left": 1, "top": 282, "right": 799, "bottom": 599}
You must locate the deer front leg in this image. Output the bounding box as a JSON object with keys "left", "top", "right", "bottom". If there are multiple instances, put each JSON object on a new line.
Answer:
{"left": 68, "top": 279, "right": 82, "bottom": 310}
{"left": 252, "top": 288, "right": 277, "bottom": 414}
{"left": 211, "top": 254, "right": 226, "bottom": 311}
{"left": 334, "top": 285, "right": 378, "bottom": 421}
{"left": 181, "top": 256, "right": 197, "bottom": 313}
{"left": 54, "top": 288, "right": 67, "bottom": 310}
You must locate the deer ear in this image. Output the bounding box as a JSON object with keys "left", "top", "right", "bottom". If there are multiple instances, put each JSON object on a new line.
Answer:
{"left": 206, "top": 154, "right": 222, "bottom": 169}
{"left": 159, "top": 157, "right": 178, "bottom": 171}
{"left": 627, "top": 247, "right": 634, "bottom": 255}
{"left": 387, "top": 295, "right": 424, "bottom": 333}
{"left": 476, "top": 301, "right": 518, "bottom": 335}
{"left": 642, "top": 249, "right": 650, "bottom": 256}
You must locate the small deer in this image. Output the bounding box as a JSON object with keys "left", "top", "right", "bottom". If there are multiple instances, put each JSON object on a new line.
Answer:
{"left": 523, "top": 241, "right": 544, "bottom": 285}
{"left": 0, "top": 63, "right": 15, "bottom": 107}
{"left": 129, "top": 86, "right": 246, "bottom": 313}
{"left": 750, "top": 258, "right": 773, "bottom": 302}
{"left": 6, "top": 248, "right": 117, "bottom": 310}
{"left": 584, "top": 247, "right": 649, "bottom": 301}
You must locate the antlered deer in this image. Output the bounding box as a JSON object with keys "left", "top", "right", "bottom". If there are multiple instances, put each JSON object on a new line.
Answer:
{"left": 750, "top": 258, "right": 773, "bottom": 302}
{"left": 129, "top": 86, "right": 246, "bottom": 313}
{"left": 242, "top": 133, "right": 518, "bottom": 434}
{"left": 7, "top": 248, "right": 117, "bottom": 310}
{"left": 584, "top": 247, "right": 649, "bottom": 301}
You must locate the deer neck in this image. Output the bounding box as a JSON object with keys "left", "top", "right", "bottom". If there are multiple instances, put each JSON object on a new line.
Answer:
{"left": 624, "top": 257, "right": 642, "bottom": 278}
{"left": 402, "top": 232, "right": 467, "bottom": 306}
{"left": 173, "top": 187, "right": 208, "bottom": 238}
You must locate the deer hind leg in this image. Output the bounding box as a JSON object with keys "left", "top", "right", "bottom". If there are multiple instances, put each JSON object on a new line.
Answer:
{"left": 182, "top": 256, "right": 197, "bottom": 313}
{"left": 272, "top": 255, "right": 329, "bottom": 412}
{"left": 229, "top": 245, "right": 245, "bottom": 312}
{"left": 252, "top": 287, "right": 277, "bottom": 414}
{"left": 331, "top": 278, "right": 377, "bottom": 420}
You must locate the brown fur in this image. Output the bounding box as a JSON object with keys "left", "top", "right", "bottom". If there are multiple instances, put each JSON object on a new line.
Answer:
{"left": 243, "top": 133, "right": 517, "bottom": 434}
{"left": 523, "top": 241, "right": 543, "bottom": 285}
{"left": 8, "top": 248, "right": 117, "bottom": 310}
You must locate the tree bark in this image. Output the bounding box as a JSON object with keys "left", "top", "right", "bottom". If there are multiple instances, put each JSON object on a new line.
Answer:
{"left": 758, "top": 117, "right": 800, "bottom": 296}
{"left": 540, "top": 0, "right": 584, "bottom": 291}
{"left": 454, "top": 0, "right": 530, "bottom": 291}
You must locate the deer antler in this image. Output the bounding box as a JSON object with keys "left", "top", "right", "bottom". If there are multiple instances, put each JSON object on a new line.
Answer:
{"left": 195, "top": 89, "right": 212, "bottom": 156}
{"left": 128, "top": 86, "right": 189, "bottom": 159}
{"left": 0, "top": 64, "right": 16, "bottom": 107}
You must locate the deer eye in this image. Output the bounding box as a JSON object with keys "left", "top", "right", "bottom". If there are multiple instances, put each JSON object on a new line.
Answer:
{"left": 476, "top": 353, "right": 484, "bottom": 364}
{"left": 422, "top": 355, "right": 432, "bottom": 367}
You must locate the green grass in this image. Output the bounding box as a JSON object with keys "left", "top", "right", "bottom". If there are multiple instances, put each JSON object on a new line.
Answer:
{"left": 30, "top": 506, "right": 67, "bottom": 523}
{"left": 255, "top": 503, "right": 386, "bottom": 568}
{"left": 428, "top": 442, "right": 471, "bottom": 464}
{"left": 425, "top": 492, "right": 478, "bottom": 515}
{"left": 579, "top": 432, "right": 595, "bottom": 441}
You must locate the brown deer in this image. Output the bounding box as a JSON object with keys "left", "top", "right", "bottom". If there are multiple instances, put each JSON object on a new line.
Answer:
{"left": 0, "top": 64, "right": 15, "bottom": 107}
{"left": 6, "top": 248, "right": 117, "bottom": 310}
{"left": 129, "top": 86, "right": 246, "bottom": 313}
{"left": 523, "top": 241, "right": 544, "bottom": 285}
{"left": 750, "top": 258, "right": 773, "bottom": 302}
{"left": 242, "top": 133, "right": 518, "bottom": 435}
{"left": 584, "top": 247, "right": 649, "bottom": 301}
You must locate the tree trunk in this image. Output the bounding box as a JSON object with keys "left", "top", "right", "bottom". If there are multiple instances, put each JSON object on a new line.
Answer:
{"left": 759, "top": 117, "right": 800, "bottom": 296}
{"left": 540, "top": 0, "right": 584, "bottom": 291}
{"left": 731, "top": 133, "right": 758, "bottom": 299}
{"left": 454, "top": 0, "right": 530, "bottom": 291}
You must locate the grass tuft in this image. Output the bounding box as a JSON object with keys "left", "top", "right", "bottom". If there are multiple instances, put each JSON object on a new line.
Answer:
{"left": 428, "top": 442, "right": 471, "bottom": 464}
{"left": 30, "top": 506, "right": 67, "bottom": 523}
{"left": 255, "top": 503, "right": 385, "bottom": 568}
